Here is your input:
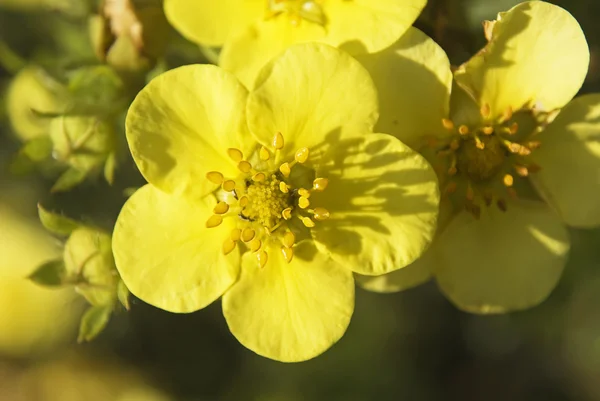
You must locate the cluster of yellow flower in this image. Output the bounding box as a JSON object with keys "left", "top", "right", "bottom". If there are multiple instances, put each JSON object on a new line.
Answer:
{"left": 103, "top": 0, "right": 599, "bottom": 362}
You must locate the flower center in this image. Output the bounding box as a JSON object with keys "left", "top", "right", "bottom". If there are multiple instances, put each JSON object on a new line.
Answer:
{"left": 266, "top": 0, "right": 326, "bottom": 26}
{"left": 431, "top": 104, "right": 542, "bottom": 218}
{"left": 204, "top": 132, "right": 330, "bottom": 267}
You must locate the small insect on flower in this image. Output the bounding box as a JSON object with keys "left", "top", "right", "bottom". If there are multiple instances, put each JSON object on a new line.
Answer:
{"left": 112, "top": 43, "right": 440, "bottom": 362}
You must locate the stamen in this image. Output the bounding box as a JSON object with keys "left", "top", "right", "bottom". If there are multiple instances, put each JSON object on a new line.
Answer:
{"left": 227, "top": 148, "right": 244, "bottom": 162}
{"left": 301, "top": 217, "right": 315, "bottom": 227}
{"left": 238, "top": 161, "right": 252, "bottom": 173}
{"left": 252, "top": 172, "right": 266, "bottom": 182}
{"left": 222, "top": 239, "right": 236, "bottom": 255}
{"left": 273, "top": 132, "right": 284, "bottom": 150}
{"left": 295, "top": 147, "right": 309, "bottom": 163}
{"left": 526, "top": 141, "right": 541, "bottom": 150}
{"left": 249, "top": 238, "right": 261, "bottom": 252}
{"left": 482, "top": 126, "right": 494, "bottom": 135}
{"left": 313, "top": 178, "right": 328, "bottom": 191}
{"left": 313, "top": 207, "right": 330, "bottom": 221}
{"left": 502, "top": 107, "right": 513, "bottom": 122}
{"left": 509, "top": 122, "right": 519, "bottom": 134}
{"left": 241, "top": 228, "right": 255, "bottom": 242}
{"left": 205, "top": 215, "right": 223, "bottom": 228}
{"left": 442, "top": 118, "right": 455, "bottom": 130}
{"left": 282, "top": 207, "right": 292, "bottom": 220}
{"left": 298, "top": 188, "right": 310, "bottom": 198}
{"left": 239, "top": 196, "right": 249, "bottom": 207}
{"left": 260, "top": 146, "right": 271, "bottom": 161}
{"left": 256, "top": 250, "right": 268, "bottom": 268}
{"left": 279, "top": 162, "right": 291, "bottom": 177}
{"left": 298, "top": 196, "right": 310, "bottom": 209}
{"left": 281, "top": 246, "right": 293, "bottom": 263}
{"left": 213, "top": 201, "right": 229, "bottom": 214}
{"left": 474, "top": 135, "right": 485, "bottom": 150}
{"left": 450, "top": 139, "right": 460, "bottom": 150}
{"left": 514, "top": 165, "right": 529, "bottom": 177}
{"left": 448, "top": 154, "right": 457, "bottom": 176}
{"left": 444, "top": 181, "right": 457, "bottom": 195}
{"left": 466, "top": 184, "right": 475, "bottom": 202}
{"left": 279, "top": 182, "right": 289, "bottom": 193}
{"left": 283, "top": 231, "right": 295, "bottom": 248}
{"left": 480, "top": 103, "right": 491, "bottom": 119}
{"left": 458, "top": 125, "right": 470, "bottom": 135}
{"left": 206, "top": 171, "right": 224, "bottom": 185}
{"left": 503, "top": 174, "right": 514, "bottom": 187}
{"left": 230, "top": 228, "right": 241, "bottom": 241}
{"left": 222, "top": 180, "right": 236, "bottom": 192}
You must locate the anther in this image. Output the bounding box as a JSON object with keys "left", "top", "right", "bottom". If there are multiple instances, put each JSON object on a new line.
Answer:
{"left": 239, "top": 196, "right": 249, "bottom": 207}
{"left": 449, "top": 139, "right": 460, "bottom": 150}
{"left": 222, "top": 180, "right": 236, "bottom": 192}
{"left": 313, "top": 178, "right": 328, "bottom": 191}
{"left": 282, "top": 207, "right": 292, "bottom": 220}
{"left": 458, "top": 125, "right": 470, "bottom": 135}
{"left": 313, "top": 207, "right": 330, "bottom": 221}
{"left": 206, "top": 171, "right": 224, "bottom": 185}
{"left": 249, "top": 238, "right": 261, "bottom": 252}
{"left": 442, "top": 118, "right": 455, "bottom": 130}
{"left": 480, "top": 103, "right": 491, "bottom": 119}
{"left": 273, "top": 132, "right": 284, "bottom": 150}
{"left": 230, "top": 228, "right": 241, "bottom": 241}
{"left": 279, "top": 162, "right": 291, "bottom": 177}
{"left": 301, "top": 217, "right": 315, "bottom": 228}
{"left": 256, "top": 250, "right": 268, "bottom": 268}
{"left": 260, "top": 146, "right": 270, "bottom": 161}
{"left": 444, "top": 181, "right": 457, "bottom": 195}
{"left": 283, "top": 231, "right": 295, "bottom": 248}
{"left": 213, "top": 201, "right": 229, "bottom": 214}
{"left": 227, "top": 148, "right": 244, "bottom": 162}
{"left": 503, "top": 174, "right": 514, "bottom": 187}
{"left": 482, "top": 126, "right": 494, "bottom": 135}
{"left": 205, "top": 215, "right": 223, "bottom": 228}
{"left": 514, "top": 165, "right": 529, "bottom": 177}
{"left": 526, "top": 141, "right": 541, "bottom": 150}
{"left": 298, "top": 196, "right": 310, "bottom": 209}
{"left": 295, "top": 147, "right": 309, "bottom": 163}
{"left": 298, "top": 188, "right": 310, "bottom": 198}
{"left": 238, "top": 161, "right": 252, "bottom": 173}
{"left": 252, "top": 172, "right": 266, "bottom": 182}
{"left": 474, "top": 136, "right": 485, "bottom": 150}
{"left": 222, "top": 239, "right": 236, "bottom": 255}
{"left": 279, "top": 182, "right": 289, "bottom": 193}
{"left": 241, "top": 228, "right": 255, "bottom": 242}
{"left": 509, "top": 122, "right": 519, "bottom": 134}
{"left": 281, "top": 246, "right": 293, "bottom": 263}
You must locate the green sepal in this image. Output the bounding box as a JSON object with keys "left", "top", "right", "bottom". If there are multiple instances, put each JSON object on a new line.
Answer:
{"left": 38, "top": 203, "right": 80, "bottom": 236}
{"left": 117, "top": 279, "right": 131, "bottom": 311}
{"left": 104, "top": 151, "right": 117, "bottom": 185}
{"left": 21, "top": 136, "right": 53, "bottom": 161}
{"left": 28, "top": 259, "right": 66, "bottom": 287}
{"left": 77, "top": 304, "right": 112, "bottom": 343}
{"left": 51, "top": 167, "right": 87, "bottom": 193}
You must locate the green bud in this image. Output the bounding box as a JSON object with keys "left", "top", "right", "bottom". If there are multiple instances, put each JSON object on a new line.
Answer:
{"left": 78, "top": 304, "right": 112, "bottom": 343}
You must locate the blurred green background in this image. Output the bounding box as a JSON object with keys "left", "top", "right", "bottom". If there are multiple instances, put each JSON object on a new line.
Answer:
{"left": 2, "top": 0, "right": 600, "bottom": 400}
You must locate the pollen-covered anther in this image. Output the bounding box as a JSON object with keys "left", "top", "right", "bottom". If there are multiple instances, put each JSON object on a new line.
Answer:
{"left": 503, "top": 174, "right": 514, "bottom": 187}
{"left": 474, "top": 136, "right": 485, "bottom": 150}
{"left": 260, "top": 146, "right": 270, "bottom": 161}
{"left": 206, "top": 171, "right": 224, "bottom": 185}
{"left": 301, "top": 216, "right": 315, "bottom": 228}
{"left": 241, "top": 228, "right": 255, "bottom": 242}
{"left": 252, "top": 172, "right": 266, "bottom": 182}
{"left": 249, "top": 238, "right": 261, "bottom": 252}
{"left": 213, "top": 201, "right": 229, "bottom": 214}
{"left": 509, "top": 122, "right": 519, "bottom": 135}
{"left": 482, "top": 126, "right": 494, "bottom": 135}
{"left": 442, "top": 118, "right": 455, "bottom": 130}
{"left": 206, "top": 214, "right": 223, "bottom": 228}
{"left": 279, "top": 162, "right": 291, "bottom": 177}
{"left": 273, "top": 132, "right": 284, "bottom": 150}
{"left": 298, "top": 188, "right": 310, "bottom": 198}
{"left": 238, "top": 160, "right": 252, "bottom": 173}
{"left": 458, "top": 125, "right": 470, "bottom": 135}
{"left": 227, "top": 148, "right": 244, "bottom": 162}
{"left": 526, "top": 141, "right": 541, "bottom": 150}
{"left": 283, "top": 231, "right": 295, "bottom": 248}
{"left": 313, "top": 177, "right": 328, "bottom": 191}
{"left": 514, "top": 165, "right": 529, "bottom": 177}
{"left": 222, "top": 180, "right": 236, "bottom": 192}
{"left": 222, "top": 239, "right": 236, "bottom": 255}
{"left": 298, "top": 196, "right": 310, "bottom": 209}
{"left": 480, "top": 103, "right": 491, "bottom": 119}
{"left": 281, "top": 246, "right": 293, "bottom": 263}
{"left": 313, "top": 207, "right": 330, "bottom": 221}
{"left": 239, "top": 196, "right": 249, "bottom": 207}
{"left": 295, "top": 147, "right": 309, "bottom": 163}
{"left": 279, "top": 181, "right": 289, "bottom": 193}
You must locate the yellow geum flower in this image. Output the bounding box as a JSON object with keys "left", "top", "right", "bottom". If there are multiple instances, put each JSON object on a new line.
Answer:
{"left": 112, "top": 43, "right": 440, "bottom": 361}
{"left": 356, "top": 1, "right": 595, "bottom": 313}
{"left": 164, "top": 0, "right": 427, "bottom": 87}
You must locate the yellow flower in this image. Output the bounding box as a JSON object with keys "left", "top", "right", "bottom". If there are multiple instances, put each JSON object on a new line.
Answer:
{"left": 356, "top": 1, "right": 594, "bottom": 313}
{"left": 112, "top": 43, "right": 440, "bottom": 361}
{"left": 164, "top": 0, "right": 427, "bottom": 87}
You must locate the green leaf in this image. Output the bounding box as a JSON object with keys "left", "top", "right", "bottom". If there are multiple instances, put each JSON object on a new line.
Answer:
{"left": 38, "top": 203, "right": 80, "bottom": 236}
{"left": 117, "top": 279, "right": 131, "bottom": 311}
{"left": 28, "top": 259, "right": 66, "bottom": 287}
{"left": 21, "top": 136, "right": 53, "bottom": 162}
{"left": 77, "top": 305, "right": 112, "bottom": 343}
{"left": 104, "top": 151, "right": 117, "bottom": 185}
{"left": 51, "top": 167, "right": 87, "bottom": 193}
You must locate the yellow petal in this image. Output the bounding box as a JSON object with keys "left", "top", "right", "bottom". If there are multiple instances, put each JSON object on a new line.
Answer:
{"left": 454, "top": 1, "right": 589, "bottom": 119}
{"left": 126, "top": 65, "right": 253, "bottom": 200}
{"left": 222, "top": 242, "right": 354, "bottom": 362}
{"left": 530, "top": 94, "right": 600, "bottom": 228}
{"left": 247, "top": 43, "right": 378, "bottom": 161}
{"left": 164, "top": 0, "right": 263, "bottom": 46}
{"left": 311, "top": 133, "right": 439, "bottom": 276}
{"left": 220, "top": 16, "right": 325, "bottom": 88}
{"left": 434, "top": 200, "right": 569, "bottom": 314}
{"left": 322, "top": 0, "right": 426, "bottom": 54}
{"left": 356, "top": 27, "right": 452, "bottom": 148}
{"left": 112, "top": 185, "right": 240, "bottom": 313}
